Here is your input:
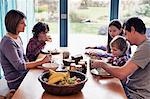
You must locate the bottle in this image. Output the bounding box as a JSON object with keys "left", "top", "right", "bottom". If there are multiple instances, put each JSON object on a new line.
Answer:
{"left": 78, "top": 60, "right": 87, "bottom": 74}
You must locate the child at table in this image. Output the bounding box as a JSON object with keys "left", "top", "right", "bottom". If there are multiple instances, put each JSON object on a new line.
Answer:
{"left": 107, "top": 35, "right": 130, "bottom": 66}
{"left": 85, "top": 19, "right": 131, "bottom": 58}
{"left": 106, "top": 36, "right": 130, "bottom": 85}
{"left": 26, "top": 22, "right": 52, "bottom": 61}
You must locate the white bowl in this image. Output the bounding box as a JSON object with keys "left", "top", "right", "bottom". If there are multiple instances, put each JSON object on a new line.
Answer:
{"left": 42, "top": 63, "right": 58, "bottom": 70}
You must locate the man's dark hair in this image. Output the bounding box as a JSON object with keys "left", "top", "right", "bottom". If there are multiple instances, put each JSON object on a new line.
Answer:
{"left": 32, "top": 22, "right": 49, "bottom": 38}
{"left": 5, "top": 10, "right": 26, "bottom": 34}
{"left": 124, "top": 17, "right": 146, "bottom": 34}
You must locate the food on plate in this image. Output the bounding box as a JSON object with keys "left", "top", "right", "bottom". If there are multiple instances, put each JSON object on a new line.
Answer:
{"left": 90, "top": 68, "right": 112, "bottom": 77}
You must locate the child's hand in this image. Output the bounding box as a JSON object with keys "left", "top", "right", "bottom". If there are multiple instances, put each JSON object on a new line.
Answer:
{"left": 89, "top": 52, "right": 97, "bottom": 56}
{"left": 46, "top": 35, "right": 52, "bottom": 42}
{"left": 42, "top": 54, "right": 52, "bottom": 63}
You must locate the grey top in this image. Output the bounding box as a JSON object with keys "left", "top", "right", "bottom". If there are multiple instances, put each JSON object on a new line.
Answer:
{"left": 0, "top": 36, "right": 28, "bottom": 90}
{"left": 126, "top": 39, "right": 150, "bottom": 99}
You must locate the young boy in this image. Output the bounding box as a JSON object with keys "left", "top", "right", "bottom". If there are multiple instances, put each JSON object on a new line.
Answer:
{"left": 107, "top": 35, "right": 130, "bottom": 66}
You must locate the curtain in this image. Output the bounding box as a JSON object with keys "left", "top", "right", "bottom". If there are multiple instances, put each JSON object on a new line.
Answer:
{"left": 0, "top": 0, "right": 16, "bottom": 40}
{"left": 0, "top": 0, "right": 34, "bottom": 48}
{"left": 0, "top": 0, "right": 16, "bottom": 79}
{"left": 16, "top": 0, "right": 35, "bottom": 50}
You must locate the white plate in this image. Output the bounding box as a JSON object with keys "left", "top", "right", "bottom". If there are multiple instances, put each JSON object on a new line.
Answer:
{"left": 42, "top": 63, "right": 58, "bottom": 70}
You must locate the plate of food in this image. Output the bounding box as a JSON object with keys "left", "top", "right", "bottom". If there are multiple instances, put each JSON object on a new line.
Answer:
{"left": 90, "top": 68, "right": 113, "bottom": 77}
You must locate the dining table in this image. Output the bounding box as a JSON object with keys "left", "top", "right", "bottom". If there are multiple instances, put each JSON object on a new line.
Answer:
{"left": 12, "top": 48, "right": 127, "bottom": 99}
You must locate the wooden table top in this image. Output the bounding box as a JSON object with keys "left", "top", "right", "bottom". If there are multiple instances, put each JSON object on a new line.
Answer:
{"left": 12, "top": 68, "right": 127, "bottom": 99}
{"left": 12, "top": 50, "right": 127, "bottom": 99}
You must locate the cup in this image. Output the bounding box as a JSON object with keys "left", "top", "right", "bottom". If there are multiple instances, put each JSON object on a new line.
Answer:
{"left": 63, "top": 51, "right": 70, "bottom": 59}
{"left": 89, "top": 59, "right": 95, "bottom": 70}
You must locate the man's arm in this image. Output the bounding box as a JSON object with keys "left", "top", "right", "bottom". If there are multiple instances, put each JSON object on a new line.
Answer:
{"left": 92, "top": 59, "right": 139, "bottom": 80}
{"left": 102, "top": 60, "right": 139, "bottom": 80}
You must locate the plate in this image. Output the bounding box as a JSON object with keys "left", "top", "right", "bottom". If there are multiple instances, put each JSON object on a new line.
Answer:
{"left": 90, "top": 68, "right": 112, "bottom": 77}
{"left": 41, "top": 50, "right": 60, "bottom": 55}
{"left": 42, "top": 63, "right": 58, "bottom": 70}
{"left": 51, "top": 51, "right": 60, "bottom": 55}
{"left": 40, "top": 50, "right": 50, "bottom": 54}
{"left": 51, "top": 49, "right": 61, "bottom": 55}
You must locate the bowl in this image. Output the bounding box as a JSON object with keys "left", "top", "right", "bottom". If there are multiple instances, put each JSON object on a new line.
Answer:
{"left": 38, "top": 71, "right": 88, "bottom": 96}
{"left": 63, "top": 59, "right": 75, "bottom": 66}
{"left": 42, "top": 63, "right": 58, "bottom": 70}
{"left": 71, "top": 54, "right": 83, "bottom": 64}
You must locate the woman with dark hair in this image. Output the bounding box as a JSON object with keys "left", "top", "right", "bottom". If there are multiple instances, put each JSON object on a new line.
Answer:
{"left": 0, "top": 10, "right": 50, "bottom": 95}
{"left": 107, "top": 19, "right": 124, "bottom": 53}
{"left": 26, "top": 22, "right": 51, "bottom": 61}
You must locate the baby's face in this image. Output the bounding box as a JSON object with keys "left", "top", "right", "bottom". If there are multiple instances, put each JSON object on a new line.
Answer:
{"left": 111, "top": 46, "right": 122, "bottom": 57}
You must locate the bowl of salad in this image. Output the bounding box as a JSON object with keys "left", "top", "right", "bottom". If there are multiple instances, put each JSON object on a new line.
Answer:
{"left": 38, "top": 70, "right": 88, "bottom": 96}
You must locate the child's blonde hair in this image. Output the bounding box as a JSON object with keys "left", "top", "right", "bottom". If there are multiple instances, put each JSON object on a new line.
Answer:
{"left": 110, "top": 36, "right": 130, "bottom": 55}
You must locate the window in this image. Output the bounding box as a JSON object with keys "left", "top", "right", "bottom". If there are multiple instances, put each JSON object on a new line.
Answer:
{"left": 68, "top": 0, "right": 110, "bottom": 49}
{"left": 120, "top": 0, "right": 150, "bottom": 27}
{"left": 34, "top": 0, "right": 60, "bottom": 49}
